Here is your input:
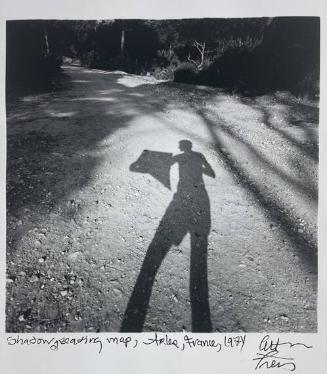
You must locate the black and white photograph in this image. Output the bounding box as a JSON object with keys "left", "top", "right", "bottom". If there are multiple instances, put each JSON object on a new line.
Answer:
{"left": 5, "top": 17, "right": 319, "bottom": 333}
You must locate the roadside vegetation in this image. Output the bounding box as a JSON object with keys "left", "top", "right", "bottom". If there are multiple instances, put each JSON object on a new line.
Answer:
{"left": 6, "top": 18, "right": 320, "bottom": 98}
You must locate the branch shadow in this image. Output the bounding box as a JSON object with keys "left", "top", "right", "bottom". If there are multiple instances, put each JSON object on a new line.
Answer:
{"left": 147, "top": 80, "right": 318, "bottom": 273}
{"left": 195, "top": 108, "right": 317, "bottom": 274}
{"left": 6, "top": 66, "right": 319, "bottom": 332}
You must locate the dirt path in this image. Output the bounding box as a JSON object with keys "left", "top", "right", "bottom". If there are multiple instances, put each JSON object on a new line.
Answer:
{"left": 6, "top": 65, "right": 318, "bottom": 332}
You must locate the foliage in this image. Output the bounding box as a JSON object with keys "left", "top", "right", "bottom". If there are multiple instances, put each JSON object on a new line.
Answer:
{"left": 173, "top": 62, "right": 199, "bottom": 84}
{"left": 6, "top": 21, "right": 62, "bottom": 93}
{"left": 6, "top": 17, "right": 320, "bottom": 96}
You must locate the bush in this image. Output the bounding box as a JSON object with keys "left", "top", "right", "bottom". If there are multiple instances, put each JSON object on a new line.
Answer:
{"left": 152, "top": 66, "right": 174, "bottom": 80}
{"left": 173, "top": 62, "right": 199, "bottom": 84}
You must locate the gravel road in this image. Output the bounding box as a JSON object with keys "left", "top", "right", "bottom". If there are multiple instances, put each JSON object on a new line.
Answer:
{"left": 6, "top": 65, "right": 318, "bottom": 332}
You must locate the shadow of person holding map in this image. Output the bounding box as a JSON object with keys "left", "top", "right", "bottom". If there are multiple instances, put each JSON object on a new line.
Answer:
{"left": 121, "top": 140, "right": 215, "bottom": 332}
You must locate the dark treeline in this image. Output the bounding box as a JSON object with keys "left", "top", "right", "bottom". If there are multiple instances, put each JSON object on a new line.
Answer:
{"left": 6, "top": 21, "right": 63, "bottom": 93}
{"left": 6, "top": 17, "right": 320, "bottom": 96}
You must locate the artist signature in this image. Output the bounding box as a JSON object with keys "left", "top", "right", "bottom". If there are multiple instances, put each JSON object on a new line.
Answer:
{"left": 253, "top": 335, "right": 313, "bottom": 371}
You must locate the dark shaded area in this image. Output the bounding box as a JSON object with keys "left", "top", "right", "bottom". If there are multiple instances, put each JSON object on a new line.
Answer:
{"left": 175, "top": 17, "right": 320, "bottom": 97}
{"left": 6, "top": 70, "right": 135, "bottom": 259}
{"left": 130, "top": 150, "right": 173, "bottom": 189}
{"left": 6, "top": 69, "right": 153, "bottom": 333}
{"left": 6, "top": 17, "right": 320, "bottom": 97}
{"left": 121, "top": 140, "right": 215, "bottom": 332}
{"left": 79, "top": 20, "right": 160, "bottom": 73}
{"left": 6, "top": 21, "right": 63, "bottom": 94}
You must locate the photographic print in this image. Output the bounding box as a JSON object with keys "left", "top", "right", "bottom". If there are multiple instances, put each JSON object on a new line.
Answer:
{"left": 5, "top": 17, "right": 319, "bottom": 333}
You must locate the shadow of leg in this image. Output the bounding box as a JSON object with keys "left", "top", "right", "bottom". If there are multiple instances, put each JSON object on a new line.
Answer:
{"left": 190, "top": 232, "right": 212, "bottom": 332}
{"left": 120, "top": 226, "right": 172, "bottom": 332}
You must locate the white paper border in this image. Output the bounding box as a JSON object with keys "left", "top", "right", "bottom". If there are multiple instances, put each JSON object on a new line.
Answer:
{"left": 0, "top": 1, "right": 326, "bottom": 373}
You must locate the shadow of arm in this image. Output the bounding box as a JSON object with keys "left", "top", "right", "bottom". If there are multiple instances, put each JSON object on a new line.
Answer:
{"left": 201, "top": 155, "right": 215, "bottom": 178}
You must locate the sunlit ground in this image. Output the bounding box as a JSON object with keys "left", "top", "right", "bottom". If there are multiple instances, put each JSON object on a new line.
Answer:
{"left": 6, "top": 65, "right": 318, "bottom": 332}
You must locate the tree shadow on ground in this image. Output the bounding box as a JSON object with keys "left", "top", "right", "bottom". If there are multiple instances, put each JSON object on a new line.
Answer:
{"left": 148, "top": 80, "right": 318, "bottom": 271}
{"left": 6, "top": 66, "right": 319, "bottom": 332}
{"left": 6, "top": 67, "right": 186, "bottom": 332}
{"left": 6, "top": 66, "right": 172, "bottom": 253}
{"left": 121, "top": 140, "right": 215, "bottom": 332}
{"left": 196, "top": 108, "right": 317, "bottom": 273}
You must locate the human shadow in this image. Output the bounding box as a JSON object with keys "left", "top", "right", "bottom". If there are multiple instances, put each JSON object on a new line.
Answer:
{"left": 130, "top": 150, "right": 173, "bottom": 189}
{"left": 121, "top": 140, "right": 215, "bottom": 332}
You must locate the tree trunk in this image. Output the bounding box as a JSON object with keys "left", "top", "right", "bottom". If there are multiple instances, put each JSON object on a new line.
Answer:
{"left": 43, "top": 23, "right": 50, "bottom": 57}
{"left": 120, "top": 29, "right": 125, "bottom": 57}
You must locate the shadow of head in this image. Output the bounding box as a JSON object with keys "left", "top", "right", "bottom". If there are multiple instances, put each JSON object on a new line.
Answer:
{"left": 179, "top": 139, "right": 192, "bottom": 152}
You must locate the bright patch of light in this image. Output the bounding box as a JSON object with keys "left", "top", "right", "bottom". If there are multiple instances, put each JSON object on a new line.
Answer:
{"left": 45, "top": 110, "right": 77, "bottom": 118}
